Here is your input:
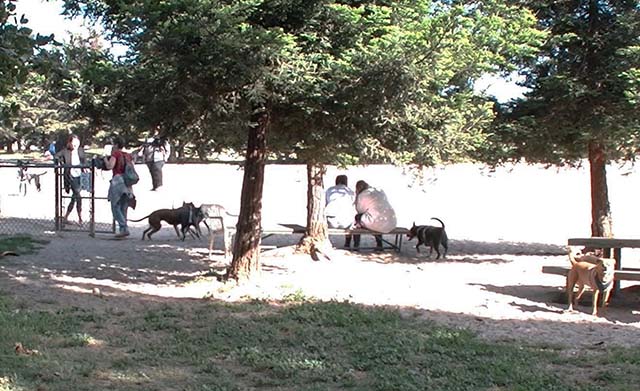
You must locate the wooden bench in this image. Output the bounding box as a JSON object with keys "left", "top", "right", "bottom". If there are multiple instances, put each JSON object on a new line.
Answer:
{"left": 542, "top": 265, "right": 640, "bottom": 281}
{"left": 542, "top": 237, "right": 640, "bottom": 295}
{"left": 261, "top": 223, "right": 410, "bottom": 252}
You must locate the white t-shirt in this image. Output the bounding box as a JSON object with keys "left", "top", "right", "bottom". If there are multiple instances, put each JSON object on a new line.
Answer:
{"left": 325, "top": 184, "right": 355, "bottom": 228}
{"left": 70, "top": 149, "right": 81, "bottom": 178}
{"left": 355, "top": 187, "right": 397, "bottom": 233}
{"left": 153, "top": 141, "right": 170, "bottom": 162}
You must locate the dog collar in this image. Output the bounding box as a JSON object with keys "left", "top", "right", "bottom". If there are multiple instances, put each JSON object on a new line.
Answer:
{"left": 595, "top": 275, "right": 612, "bottom": 292}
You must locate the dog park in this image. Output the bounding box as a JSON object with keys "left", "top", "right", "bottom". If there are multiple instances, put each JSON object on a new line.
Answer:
{"left": 3, "top": 0, "right": 640, "bottom": 387}
{"left": 2, "top": 160, "right": 640, "bottom": 389}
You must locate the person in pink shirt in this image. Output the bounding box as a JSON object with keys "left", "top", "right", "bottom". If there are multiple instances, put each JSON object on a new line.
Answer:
{"left": 354, "top": 180, "right": 397, "bottom": 250}
{"left": 103, "top": 137, "right": 135, "bottom": 238}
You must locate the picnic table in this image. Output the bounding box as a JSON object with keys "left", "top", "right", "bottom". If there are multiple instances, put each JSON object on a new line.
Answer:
{"left": 261, "top": 223, "right": 410, "bottom": 252}
{"left": 542, "top": 237, "right": 640, "bottom": 295}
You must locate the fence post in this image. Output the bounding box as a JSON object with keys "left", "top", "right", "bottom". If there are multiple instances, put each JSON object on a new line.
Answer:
{"left": 54, "top": 161, "right": 61, "bottom": 230}
{"left": 90, "top": 162, "right": 96, "bottom": 237}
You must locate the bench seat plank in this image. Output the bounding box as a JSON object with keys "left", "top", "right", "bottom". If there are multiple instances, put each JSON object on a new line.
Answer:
{"left": 261, "top": 223, "right": 410, "bottom": 252}
{"left": 262, "top": 223, "right": 410, "bottom": 236}
{"left": 541, "top": 265, "right": 640, "bottom": 281}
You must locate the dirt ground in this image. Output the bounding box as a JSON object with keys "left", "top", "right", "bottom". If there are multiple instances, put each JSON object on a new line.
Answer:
{"left": 1, "top": 229, "right": 640, "bottom": 350}
{"left": 2, "top": 162, "right": 640, "bottom": 349}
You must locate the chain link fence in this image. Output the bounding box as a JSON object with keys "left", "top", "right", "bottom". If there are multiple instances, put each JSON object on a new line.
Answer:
{"left": 0, "top": 159, "right": 114, "bottom": 236}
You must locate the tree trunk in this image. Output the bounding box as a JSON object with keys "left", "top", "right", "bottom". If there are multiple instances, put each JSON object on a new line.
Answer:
{"left": 225, "top": 106, "right": 270, "bottom": 282}
{"left": 588, "top": 141, "right": 613, "bottom": 237}
{"left": 297, "top": 163, "right": 332, "bottom": 260}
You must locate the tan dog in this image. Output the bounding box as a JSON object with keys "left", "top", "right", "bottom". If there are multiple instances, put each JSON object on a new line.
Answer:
{"left": 566, "top": 250, "right": 615, "bottom": 316}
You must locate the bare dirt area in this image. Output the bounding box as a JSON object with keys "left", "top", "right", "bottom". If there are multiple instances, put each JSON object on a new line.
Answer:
{"left": 2, "top": 162, "right": 640, "bottom": 350}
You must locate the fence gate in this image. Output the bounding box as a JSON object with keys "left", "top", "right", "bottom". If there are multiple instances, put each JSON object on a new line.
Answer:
{"left": 0, "top": 159, "right": 114, "bottom": 236}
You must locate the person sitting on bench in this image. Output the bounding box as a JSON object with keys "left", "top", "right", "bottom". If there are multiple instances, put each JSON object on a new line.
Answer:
{"left": 354, "top": 180, "right": 397, "bottom": 250}
{"left": 325, "top": 174, "right": 358, "bottom": 248}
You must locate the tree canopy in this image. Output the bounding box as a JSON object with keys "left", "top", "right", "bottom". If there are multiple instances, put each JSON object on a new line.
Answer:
{"left": 484, "top": 0, "right": 640, "bottom": 165}
{"left": 481, "top": 0, "right": 640, "bottom": 237}
{"left": 60, "top": 0, "right": 544, "bottom": 165}
{"left": 0, "top": 0, "right": 53, "bottom": 139}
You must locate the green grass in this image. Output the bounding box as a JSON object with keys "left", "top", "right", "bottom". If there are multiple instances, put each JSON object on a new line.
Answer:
{"left": 0, "top": 235, "right": 47, "bottom": 255}
{"left": 1, "top": 294, "right": 638, "bottom": 391}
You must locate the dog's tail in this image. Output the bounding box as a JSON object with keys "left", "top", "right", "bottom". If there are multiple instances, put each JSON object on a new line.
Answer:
{"left": 0, "top": 251, "right": 18, "bottom": 258}
{"left": 430, "top": 217, "right": 445, "bottom": 229}
{"left": 127, "top": 213, "right": 152, "bottom": 223}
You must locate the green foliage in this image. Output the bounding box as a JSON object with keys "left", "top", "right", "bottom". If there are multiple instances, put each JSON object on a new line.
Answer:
{"left": 0, "top": 0, "right": 35, "bottom": 96}
{"left": 1, "top": 32, "right": 124, "bottom": 149}
{"left": 59, "top": 0, "right": 544, "bottom": 166}
{"left": 482, "top": 0, "right": 640, "bottom": 165}
{"left": 0, "top": 0, "right": 54, "bottom": 139}
{"left": 269, "top": 0, "right": 546, "bottom": 166}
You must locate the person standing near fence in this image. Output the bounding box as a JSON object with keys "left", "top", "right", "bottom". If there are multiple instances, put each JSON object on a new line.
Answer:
{"left": 55, "top": 134, "right": 86, "bottom": 226}
{"left": 103, "top": 137, "right": 135, "bottom": 238}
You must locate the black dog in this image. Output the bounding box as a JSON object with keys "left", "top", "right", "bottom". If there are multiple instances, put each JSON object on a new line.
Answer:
{"left": 407, "top": 217, "right": 448, "bottom": 259}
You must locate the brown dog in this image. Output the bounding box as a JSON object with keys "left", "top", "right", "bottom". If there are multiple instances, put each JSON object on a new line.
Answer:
{"left": 566, "top": 250, "right": 615, "bottom": 316}
{"left": 128, "top": 202, "right": 198, "bottom": 240}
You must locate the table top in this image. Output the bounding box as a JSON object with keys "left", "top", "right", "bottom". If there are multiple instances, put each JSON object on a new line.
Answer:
{"left": 568, "top": 237, "right": 640, "bottom": 248}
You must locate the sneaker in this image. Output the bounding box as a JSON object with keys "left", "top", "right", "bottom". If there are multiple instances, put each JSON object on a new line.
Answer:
{"left": 115, "top": 231, "right": 130, "bottom": 238}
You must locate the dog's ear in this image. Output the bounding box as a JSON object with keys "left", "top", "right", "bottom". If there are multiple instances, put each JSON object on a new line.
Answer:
{"left": 412, "top": 222, "right": 416, "bottom": 227}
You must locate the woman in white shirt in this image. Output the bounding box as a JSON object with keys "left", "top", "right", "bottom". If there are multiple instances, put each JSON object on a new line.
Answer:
{"left": 55, "top": 134, "right": 86, "bottom": 225}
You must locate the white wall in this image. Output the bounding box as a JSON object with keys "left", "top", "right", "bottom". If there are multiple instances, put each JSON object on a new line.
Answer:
{"left": 2, "top": 161, "right": 640, "bottom": 245}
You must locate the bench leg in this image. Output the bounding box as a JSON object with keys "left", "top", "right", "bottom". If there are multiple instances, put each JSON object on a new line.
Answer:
{"left": 394, "top": 234, "right": 403, "bottom": 252}
{"left": 614, "top": 247, "right": 622, "bottom": 296}
{"left": 378, "top": 235, "right": 403, "bottom": 252}
{"left": 602, "top": 247, "right": 622, "bottom": 296}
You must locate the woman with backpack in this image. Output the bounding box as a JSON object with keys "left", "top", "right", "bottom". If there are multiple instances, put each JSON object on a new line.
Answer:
{"left": 103, "top": 136, "right": 138, "bottom": 238}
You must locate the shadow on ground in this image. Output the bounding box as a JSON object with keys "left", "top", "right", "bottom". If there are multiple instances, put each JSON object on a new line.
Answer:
{"left": 472, "top": 283, "right": 640, "bottom": 324}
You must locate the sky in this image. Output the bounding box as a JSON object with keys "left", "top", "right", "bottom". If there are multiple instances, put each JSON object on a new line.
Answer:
{"left": 14, "top": 0, "right": 527, "bottom": 102}
{"left": 475, "top": 73, "right": 527, "bottom": 102}
{"left": 14, "top": 0, "right": 92, "bottom": 41}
